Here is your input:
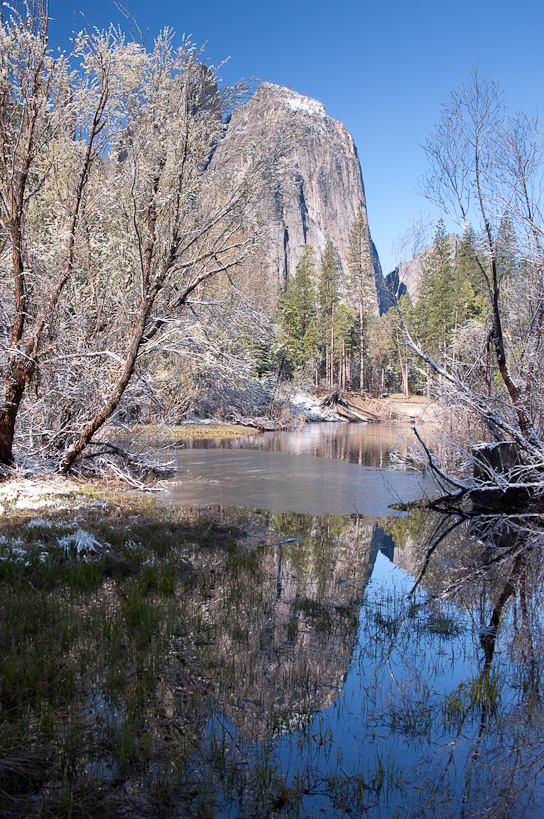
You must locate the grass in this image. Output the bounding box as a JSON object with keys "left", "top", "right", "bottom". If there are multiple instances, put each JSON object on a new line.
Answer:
{"left": 0, "top": 480, "right": 540, "bottom": 818}
{"left": 115, "top": 421, "right": 256, "bottom": 443}
{"left": 0, "top": 492, "right": 264, "bottom": 817}
{"left": 0, "top": 490, "right": 368, "bottom": 817}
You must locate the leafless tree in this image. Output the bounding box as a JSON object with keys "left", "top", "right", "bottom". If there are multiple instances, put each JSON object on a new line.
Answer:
{"left": 399, "top": 70, "right": 544, "bottom": 502}
{"left": 0, "top": 3, "right": 264, "bottom": 473}
{"left": 0, "top": 2, "right": 136, "bottom": 465}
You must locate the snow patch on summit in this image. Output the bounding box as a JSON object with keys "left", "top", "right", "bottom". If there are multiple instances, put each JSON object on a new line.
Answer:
{"left": 284, "top": 93, "right": 326, "bottom": 118}
{"left": 259, "top": 82, "right": 327, "bottom": 118}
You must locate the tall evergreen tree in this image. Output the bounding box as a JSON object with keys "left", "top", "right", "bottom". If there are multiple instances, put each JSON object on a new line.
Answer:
{"left": 276, "top": 245, "right": 317, "bottom": 371}
{"left": 317, "top": 240, "right": 341, "bottom": 385}
{"left": 348, "top": 210, "right": 376, "bottom": 393}
{"left": 415, "top": 220, "right": 455, "bottom": 357}
{"left": 333, "top": 303, "right": 357, "bottom": 390}
{"left": 453, "top": 228, "right": 487, "bottom": 325}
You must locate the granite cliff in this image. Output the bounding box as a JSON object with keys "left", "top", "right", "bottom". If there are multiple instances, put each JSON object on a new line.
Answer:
{"left": 208, "top": 82, "right": 389, "bottom": 308}
{"left": 384, "top": 234, "right": 461, "bottom": 307}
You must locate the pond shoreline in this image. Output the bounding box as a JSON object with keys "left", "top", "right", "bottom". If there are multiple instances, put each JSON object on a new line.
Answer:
{"left": 1, "top": 432, "right": 544, "bottom": 818}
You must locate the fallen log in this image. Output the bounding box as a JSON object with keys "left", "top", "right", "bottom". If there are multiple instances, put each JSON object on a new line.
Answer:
{"left": 319, "top": 391, "right": 377, "bottom": 421}
{"left": 231, "top": 414, "right": 292, "bottom": 432}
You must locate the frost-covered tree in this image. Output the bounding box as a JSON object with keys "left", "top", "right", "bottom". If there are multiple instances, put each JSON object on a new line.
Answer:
{"left": 0, "top": 4, "right": 260, "bottom": 471}
{"left": 402, "top": 69, "right": 544, "bottom": 503}
{"left": 0, "top": 4, "right": 124, "bottom": 465}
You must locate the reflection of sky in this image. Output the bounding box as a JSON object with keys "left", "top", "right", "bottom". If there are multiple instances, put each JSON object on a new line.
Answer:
{"left": 167, "top": 426, "right": 544, "bottom": 815}
{"left": 271, "top": 548, "right": 484, "bottom": 817}
{"left": 203, "top": 517, "right": 544, "bottom": 817}
{"left": 367, "top": 549, "right": 416, "bottom": 597}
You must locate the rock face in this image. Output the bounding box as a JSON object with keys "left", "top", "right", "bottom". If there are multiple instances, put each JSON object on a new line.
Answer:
{"left": 208, "top": 82, "right": 387, "bottom": 305}
{"left": 384, "top": 235, "right": 461, "bottom": 307}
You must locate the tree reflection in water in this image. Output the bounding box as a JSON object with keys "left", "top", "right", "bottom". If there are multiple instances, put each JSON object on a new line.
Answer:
{"left": 165, "top": 508, "right": 544, "bottom": 817}
{"left": 385, "top": 509, "right": 544, "bottom": 818}
{"left": 2, "top": 503, "right": 544, "bottom": 817}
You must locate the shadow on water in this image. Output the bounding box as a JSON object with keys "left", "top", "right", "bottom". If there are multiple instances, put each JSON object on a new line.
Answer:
{"left": 1, "top": 494, "right": 544, "bottom": 817}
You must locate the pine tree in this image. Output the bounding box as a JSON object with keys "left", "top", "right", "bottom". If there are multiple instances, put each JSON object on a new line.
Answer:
{"left": 333, "top": 304, "right": 357, "bottom": 390}
{"left": 317, "top": 240, "right": 341, "bottom": 385}
{"left": 453, "top": 229, "right": 487, "bottom": 324}
{"left": 415, "top": 220, "right": 455, "bottom": 357}
{"left": 303, "top": 320, "right": 320, "bottom": 386}
{"left": 276, "top": 245, "right": 317, "bottom": 372}
{"left": 293, "top": 245, "right": 318, "bottom": 339}
{"left": 348, "top": 210, "right": 376, "bottom": 393}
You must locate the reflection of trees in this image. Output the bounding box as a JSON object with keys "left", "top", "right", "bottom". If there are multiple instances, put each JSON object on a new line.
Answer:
{"left": 198, "top": 512, "right": 380, "bottom": 735}
{"left": 9, "top": 499, "right": 544, "bottom": 817}
{"left": 182, "top": 423, "right": 413, "bottom": 468}
{"left": 389, "top": 510, "right": 544, "bottom": 817}
{"left": 0, "top": 505, "right": 391, "bottom": 818}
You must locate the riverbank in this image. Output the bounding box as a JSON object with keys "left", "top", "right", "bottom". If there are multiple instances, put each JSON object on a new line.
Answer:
{"left": 0, "top": 477, "right": 392, "bottom": 818}
{"left": 329, "top": 392, "right": 440, "bottom": 423}
{"left": 125, "top": 422, "right": 255, "bottom": 441}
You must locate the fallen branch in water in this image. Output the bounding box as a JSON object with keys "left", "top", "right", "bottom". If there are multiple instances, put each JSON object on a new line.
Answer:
{"left": 412, "top": 427, "right": 469, "bottom": 494}
{"left": 231, "top": 414, "right": 292, "bottom": 432}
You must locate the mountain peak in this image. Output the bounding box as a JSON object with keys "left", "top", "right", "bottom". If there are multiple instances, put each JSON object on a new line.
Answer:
{"left": 255, "top": 82, "right": 327, "bottom": 119}
{"left": 208, "top": 82, "right": 386, "bottom": 307}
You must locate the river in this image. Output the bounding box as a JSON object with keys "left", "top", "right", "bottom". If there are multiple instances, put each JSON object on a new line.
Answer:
{"left": 165, "top": 422, "right": 435, "bottom": 516}
{"left": 151, "top": 421, "right": 544, "bottom": 817}
{"left": 4, "top": 421, "right": 543, "bottom": 818}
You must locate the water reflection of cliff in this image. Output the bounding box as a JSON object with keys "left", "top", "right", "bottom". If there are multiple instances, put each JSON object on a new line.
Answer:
{"left": 156, "top": 508, "right": 544, "bottom": 817}
{"left": 192, "top": 512, "right": 390, "bottom": 735}
{"left": 180, "top": 422, "right": 414, "bottom": 468}
{"left": 9, "top": 492, "right": 544, "bottom": 817}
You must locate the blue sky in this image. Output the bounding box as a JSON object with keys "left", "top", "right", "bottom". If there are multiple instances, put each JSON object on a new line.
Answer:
{"left": 48, "top": 0, "right": 544, "bottom": 272}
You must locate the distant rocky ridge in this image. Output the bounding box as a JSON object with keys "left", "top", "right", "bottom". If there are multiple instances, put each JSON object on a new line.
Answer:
{"left": 384, "top": 234, "right": 461, "bottom": 307}
{"left": 207, "top": 82, "right": 391, "bottom": 310}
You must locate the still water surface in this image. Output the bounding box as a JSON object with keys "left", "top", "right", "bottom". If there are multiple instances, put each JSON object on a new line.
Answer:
{"left": 162, "top": 422, "right": 544, "bottom": 817}
{"left": 167, "top": 422, "right": 434, "bottom": 516}
{"left": 4, "top": 423, "right": 543, "bottom": 818}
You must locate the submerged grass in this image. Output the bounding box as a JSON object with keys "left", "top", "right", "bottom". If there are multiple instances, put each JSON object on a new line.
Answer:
{"left": 0, "top": 491, "right": 261, "bottom": 817}
{"left": 0, "top": 488, "right": 372, "bottom": 817}
{"left": 1, "top": 480, "right": 543, "bottom": 818}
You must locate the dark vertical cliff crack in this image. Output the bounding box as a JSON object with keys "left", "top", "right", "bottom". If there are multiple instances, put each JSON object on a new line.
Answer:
{"left": 298, "top": 176, "right": 308, "bottom": 244}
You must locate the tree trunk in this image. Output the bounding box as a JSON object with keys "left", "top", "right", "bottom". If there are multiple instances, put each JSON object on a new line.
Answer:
{"left": 0, "top": 368, "right": 27, "bottom": 465}
{"left": 60, "top": 296, "right": 152, "bottom": 473}
{"left": 401, "top": 358, "right": 409, "bottom": 398}
{"left": 359, "top": 301, "right": 365, "bottom": 394}
{"left": 330, "top": 323, "right": 334, "bottom": 386}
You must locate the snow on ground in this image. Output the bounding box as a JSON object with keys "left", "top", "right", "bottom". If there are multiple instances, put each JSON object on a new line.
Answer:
{"left": 0, "top": 477, "right": 75, "bottom": 510}
{"left": 289, "top": 389, "right": 343, "bottom": 422}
